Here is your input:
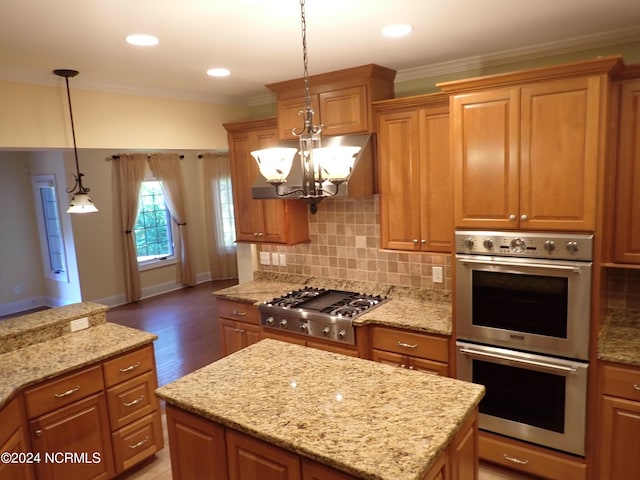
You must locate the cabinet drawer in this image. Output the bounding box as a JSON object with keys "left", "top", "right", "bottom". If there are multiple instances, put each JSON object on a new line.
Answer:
{"left": 24, "top": 365, "right": 104, "bottom": 419}
{"left": 112, "top": 412, "right": 163, "bottom": 474}
{"left": 103, "top": 345, "right": 155, "bottom": 388}
{"left": 371, "top": 326, "right": 449, "bottom": 363}
{"left": 106, "top": 370, "right": 159, "bottom": 431}
{"left": 601, "top": 363, "right": 640, "bottom": 401}
{"left": 218, "top": 298, "right": 260, "bottom": 325}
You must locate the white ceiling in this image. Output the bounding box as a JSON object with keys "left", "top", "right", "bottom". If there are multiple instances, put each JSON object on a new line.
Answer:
{"left": 1, "top": 0, "right": 639, "bottom": 105}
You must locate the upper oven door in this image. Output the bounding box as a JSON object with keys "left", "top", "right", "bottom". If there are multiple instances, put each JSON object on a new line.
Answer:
{"left": 455, "top": 254, "right": 592, "bottom": 360}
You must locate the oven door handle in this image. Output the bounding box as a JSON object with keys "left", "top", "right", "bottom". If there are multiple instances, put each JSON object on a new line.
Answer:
{"left": 459, "top": 347, "right": 578, "bottom": 376}
{"left": 458, "top": 258, "right": 583, "bottom": 274}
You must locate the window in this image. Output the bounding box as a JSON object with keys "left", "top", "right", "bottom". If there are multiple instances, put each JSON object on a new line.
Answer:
{"left": 134, "top": 174, "right": 175, "bottom": 268}
{"left": 32, "top": 175, "right": 69, "bottom": 282}
{"left": 213, "top": 175, "right": 236, "bottom": 252}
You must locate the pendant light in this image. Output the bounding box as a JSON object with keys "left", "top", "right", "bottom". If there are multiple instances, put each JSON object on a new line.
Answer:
{"left": 250, "top": 0, "right": 361, "bottom": 214}
{"left": 54, "top": 69, "right": 98, "bottom": 213}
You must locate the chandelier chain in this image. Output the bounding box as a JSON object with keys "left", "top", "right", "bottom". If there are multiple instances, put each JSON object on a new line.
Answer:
{"left": 300, "top": 0, "right": 311, "bottom": 113}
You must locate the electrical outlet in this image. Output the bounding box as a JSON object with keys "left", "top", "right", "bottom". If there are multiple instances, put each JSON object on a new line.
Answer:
{"left": 271, "top": 252, "right": 280, "bottom": 266}
{"left": 70, "top": 317, "right": 89, "bottom": 332}
{"left": 432, "top": 266, "right": 444, "bottom": 284}
{"left": 259, "top": 252, "right": 271, "bottom": 265}
{"left": 279, "top": 254, "right": 287, "bottom": 267}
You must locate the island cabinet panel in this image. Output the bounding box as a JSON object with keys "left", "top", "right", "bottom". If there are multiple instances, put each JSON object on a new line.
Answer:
{"left": 597, "top": 362, "right": 640, "bottom": 479}
{"left": 218, "top": 299, "right": 262, "bottom": 356}
{"left": 165, "top": 405, "right": 228, "bottom": 480}
{"left": 227, "top": 429, "right": 301, "bottom": 480}
{"left": 450, "top": 411, "right": 479, "bottom": 480}
{"left": 370, "top": 326, "right": 449, "bottom": 376}
{"left": 479, "top": 431, "right": 586, "bottom": 480}
{"left": 375, "top": 94, "right": 452, "bottom": 253}
{"left": 224, "top": 117, "right": 310, "bottom": 245}
{"left": 301, "top": 459, "right": 358, "bottom": 480}
{"left": 612, "top": 77, "right": 640, "bottom": 264}
{"left": 261, "top": 329, "right": 359, "bottom": 357}
{"left": 0, "top": 396, "right": 35, "bottom": 480}
{"left": 441, "top": 57, "right": 621, "bottom": 232}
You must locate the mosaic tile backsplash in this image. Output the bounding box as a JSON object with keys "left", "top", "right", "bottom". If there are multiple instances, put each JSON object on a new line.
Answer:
{"left": 606, "top": 268, "right": 640, "bottom": 311}
{"left": 257, "top": 196, "right": 452, "bottom": 292}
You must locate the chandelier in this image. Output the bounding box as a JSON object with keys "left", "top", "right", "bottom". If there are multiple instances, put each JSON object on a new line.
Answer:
{"left": 250, "top": 0, "right": 361, "bottom": 214}
{"left": 54, "top": 69, "right": 98, "bottom": 213}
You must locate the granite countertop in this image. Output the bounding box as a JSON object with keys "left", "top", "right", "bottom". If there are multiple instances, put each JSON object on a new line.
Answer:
{"left": 156, "top": 339, "right": 484, "bottom": 480}
{"left": 213, "top": 273, "right": 452, "bottom": 336}
{"left": 0, "top": 322, "right": 157, "bottom": 409}
{"left": 598, "top": 309, "right": 640, "bottom": 367}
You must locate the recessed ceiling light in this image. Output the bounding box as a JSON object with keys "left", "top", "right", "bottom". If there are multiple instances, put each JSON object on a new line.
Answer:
{"left": 382, "top": 24, "right": 413, "bottom": 38}
{"left": 125, "top": 34, "right": 159, "bottom": 46}
{"left": 207, "top": 68, "right": 231, "bottom": 77}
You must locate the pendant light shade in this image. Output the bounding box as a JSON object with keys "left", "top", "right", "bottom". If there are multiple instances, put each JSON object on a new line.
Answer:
{"left": 54, "top": 69, "right": 98, "bottom": 214}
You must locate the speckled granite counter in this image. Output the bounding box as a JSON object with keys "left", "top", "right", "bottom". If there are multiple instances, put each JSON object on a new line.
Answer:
{"left": 598, "top": 309, "right": 640, "bottom": 367}
{"left": 0, "top": 322, "right": 157, "bottom": 409}
{"left": 214, "top": 273, "right": 452, "bottom": 336}
{"left": 0, "top": 302, "right": 108, "bottom": 354}
{"left": 156, "top": 339, "right": 483, "bottom": 480}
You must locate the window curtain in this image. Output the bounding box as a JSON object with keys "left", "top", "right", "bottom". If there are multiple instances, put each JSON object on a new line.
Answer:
{"left": 201, "top": 152, "right": 238, "bottom": 279}
{"left": 147, "top": 153, "right": 196, "bottom": 287}
{"left": 112, "top": 153, "right": 147, "bottom": 302}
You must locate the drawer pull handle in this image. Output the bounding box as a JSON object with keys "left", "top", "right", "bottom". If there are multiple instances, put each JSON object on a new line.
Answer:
{"left": 397, "top": 341, "right": 418, "bottom": 349}
{"left": 232, "top": 310, "right": 246, "bottom": 316}
{"left": 54, "top": 385, "right": 80, "bottom": 398}
{"left": 124, "top": 395, "right": 145, "bottom": 407}
{"left": 119, "top": 361, "right": 141, "bottom": 373}
{"left": 634, "top": 384, "right": 640, "bottom": 391}
{"left": 503, "top": 454, "right": 529, "bottom": 465}
{"left": 129, "top": 436, "right": 150, "bottom": 450}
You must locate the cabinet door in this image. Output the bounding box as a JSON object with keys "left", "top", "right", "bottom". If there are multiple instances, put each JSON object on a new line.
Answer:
{"left": 0, "top": 397, "right": 35, "bottom": 480}
{"left": 166, "top": 405, "right": 227, "bottom": 480}
{"left": 377, "top": 109, "right": 422, "bottom": 251}
{"left": 408, "top": 357, "right": 449, "bottom": 377}
{"left": 614, "top": 79, "right": 640, "bottom": 263}
{"left": 520, "top": 77, "right": 601, "bottom": 231}
{"left": 598, "top": 395, "right": 640, "bottom": 480}
{"left": 371, "top": 349, "right": 407, "bottom": 368}
{"left": 226, "top": 429, "right": 301, "bottom": 480}
{"left": 229, "top": 133, "right": 267, "bottom": 242}
{"left": 220, "top": 319, "right": 246, "bottom": 356}
{"left": 243, "top": 322, "right": 262, "bottom": 348}
{"left": 452, "top": 88, "right": 520, "bottom": 229}
{"left": 30, "top": 393, "right": 115, "bottom": 480}
{"left": 302, "top": 458, "right": 358, "bottom": 480}
{"left": 277, "top": 95, "right": 320, "bottom": 141}
{"left": 420, "top": 105, "right": 452, "bottom": 252}
{"left": 319, "top": 86, "right": 368, "bottom": 136}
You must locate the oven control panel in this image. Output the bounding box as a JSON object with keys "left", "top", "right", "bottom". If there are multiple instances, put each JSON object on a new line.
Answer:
{"left": 455, "top": 230, "right": 593, "bottom": 261}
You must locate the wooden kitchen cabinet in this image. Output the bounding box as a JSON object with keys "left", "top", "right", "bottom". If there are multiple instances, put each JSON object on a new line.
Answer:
{"left": 374, "top": 93, "right": 452, "bottom": 252}
{"left": 267, "top": 64, "right": 396, "bottom": 141}
{"left": 224, "top": 117, "right": 309, "bottom": 245}
{"left": 227, "top": 429, "right": 300, "bottom": 480}
{"left": 370, "top": 326, "right": 449, "bottom": 376}
{"left": 0, "top": 396, "right": 35, "bottom": 480}
{"left": 612, "top": 76, "right": 640, "bottom": 264}
{"left": 262, "top": 329, "right": 359, "bottom": 357}
{"left": 218, "top": 298, "right": 262, "bottom": 356}
{"left": 440, "top": 56, "right": 622, "bottom": 232}
{"left": 597, "top": 362, "right": 640, "bottom": 480}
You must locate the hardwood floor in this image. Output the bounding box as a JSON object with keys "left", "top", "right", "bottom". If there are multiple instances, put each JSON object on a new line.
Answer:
{"left": 108, "top": 281, "right": 532, "bottom": 480}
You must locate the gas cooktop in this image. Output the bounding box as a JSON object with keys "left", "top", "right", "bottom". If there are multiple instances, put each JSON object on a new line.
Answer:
{"left": 259, "top": 287, "right": 387, "bottom": 345}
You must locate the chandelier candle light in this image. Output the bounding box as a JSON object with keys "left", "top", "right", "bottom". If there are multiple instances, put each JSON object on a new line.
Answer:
{"left": 54, "top": 69, "right": 98, "bottom": 213}
{"left": 250, "top": 0, "right": 361, "bottom": 214}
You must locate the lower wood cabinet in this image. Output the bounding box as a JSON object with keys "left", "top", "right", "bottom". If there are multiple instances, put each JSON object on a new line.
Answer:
{"left": 218, "top": 298, "right": 262, "bottom": 356}
{"left": 0, "top": 396, "right": 35, "bottom": 480}
{"left": 262, "top": 330, "right": 359, "bottom": 358}
{"left": 370, "top": 326, "right": 449, "bottom": 376}
{"left": 597, "top": 362, "right": 640, "bottom": 480}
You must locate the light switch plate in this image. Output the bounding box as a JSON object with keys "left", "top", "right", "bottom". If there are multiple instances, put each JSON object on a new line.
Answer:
{"left": 279, "top": 253, "right": 287, "bottom": 266}
{"left": 271, "top": 252, "right": 280, "bottom": 266}
{"left": 432, "top": 266, "right": 443, "bottom": 284}
{"left": 70, "top": 317, "right": 89, "bottom": 332}
{"left": 259, "top": 252, "right": 271, "bottom": 265}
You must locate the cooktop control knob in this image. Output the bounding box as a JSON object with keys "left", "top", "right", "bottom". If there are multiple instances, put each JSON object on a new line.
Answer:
{"left": 279, "top": 319, "right": 288, "bottom": 328}
{"left": 510, "top": 237, "right": 526, "bottom": 253}
{"left": 566, "top": 241, "right": 579, "bottom": 254}
{"left": 266, "top": 316, "right": 275, "bottom": 326}
{"left": 322, "top": 327, "right": 331, "bottom": 336}
{"left": 543, "top": 240, "right": 556, "bottom": 253}
{"left": 337, "top": 329, "right": 346, "bottom": 339}
{"left": 463, "top": 237, "right": 475, "bottom": 249}
{"left": 483, "top": 238, "right": 494, "bottom": 250}
{"left": 299, "top": 322, "right": 308, "bottom": 332}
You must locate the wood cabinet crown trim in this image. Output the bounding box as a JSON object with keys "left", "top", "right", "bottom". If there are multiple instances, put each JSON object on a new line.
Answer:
{"left": 372, "top": 92, "right": 449, "bottom": 112}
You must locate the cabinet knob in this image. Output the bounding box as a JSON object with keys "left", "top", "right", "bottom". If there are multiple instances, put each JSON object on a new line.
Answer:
{"left": 420, "top": 239, "right": 426, "bottom": 244}
{"left": 520, "top": 214, "right": 528, "bottom": 221}
{"left": 34, "top": 429, "right": 42, "bottom": 437}
{"left": 412, "top": 239, "right": 418, "bottom": 244}
{"left": 509, "top": 214, "right": 516, "bottom": 221}
{"left": 634, "top": 384, "right": 640, "bottom": 391}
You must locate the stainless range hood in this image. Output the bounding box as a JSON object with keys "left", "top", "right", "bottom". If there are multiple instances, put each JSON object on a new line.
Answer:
{"left": 251, "top": 133, "right": 375, "bottom": 200}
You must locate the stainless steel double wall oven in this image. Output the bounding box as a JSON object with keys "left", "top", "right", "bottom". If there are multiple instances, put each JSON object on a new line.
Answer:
{"left": 454, "top": 230, "right": 593, "bottom": 456}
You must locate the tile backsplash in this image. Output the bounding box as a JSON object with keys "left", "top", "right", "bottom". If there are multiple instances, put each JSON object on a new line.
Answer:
{"left": 606, "top": 268, "right": 640, "bottom": 310}
{"left": 257, "top": 195, "right": 452, "bottom": 291}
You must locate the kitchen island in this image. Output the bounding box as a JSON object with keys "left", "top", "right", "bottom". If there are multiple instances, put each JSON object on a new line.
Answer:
{"left": 156, "top": 338, "right": 484, "bottom": 480}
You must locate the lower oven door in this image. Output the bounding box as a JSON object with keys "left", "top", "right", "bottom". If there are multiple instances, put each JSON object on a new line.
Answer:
{"left": 456, "top": 341, "right": 588, "bottom": 456}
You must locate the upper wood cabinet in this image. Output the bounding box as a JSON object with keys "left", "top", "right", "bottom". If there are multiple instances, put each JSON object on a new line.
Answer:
{"left": 267, "top": 64, "right": 396, "bottom": 141}
{"left": 374, "top": 93, "right": 452, "bottom": 252}
{"left": 611, "top": 75, "right": 640, "bottom": 264}
{"left": 439, "top": 56, "right": 623, "bottom": 232}
{"left": 224, "top": 117, "right": 309, "bottom": 245}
